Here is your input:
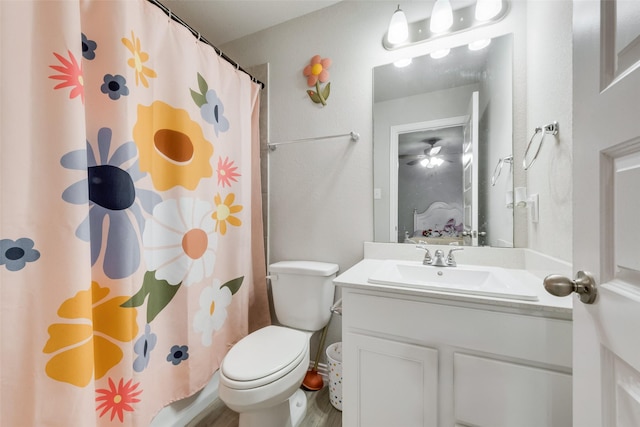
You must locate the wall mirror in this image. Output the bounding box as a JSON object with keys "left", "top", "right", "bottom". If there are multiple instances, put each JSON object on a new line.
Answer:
{"left": 373, "top": 33, "right": 514, "bottom": 247}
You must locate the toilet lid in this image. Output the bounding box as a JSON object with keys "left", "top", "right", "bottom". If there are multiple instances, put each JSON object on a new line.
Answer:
{"left": 221, "top": 326, "right": 308, "bottom": 388}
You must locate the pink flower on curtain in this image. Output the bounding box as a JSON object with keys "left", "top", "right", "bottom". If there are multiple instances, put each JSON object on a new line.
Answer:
{"left": 49, "top": 50, "right": 84, "bottom": 103}
{"left": 217, "top": 156, "right": 241, "bottom": 188}
{"left": 303, "top": 54, "right": 332, "bottom": 106}
{"left": 95, "top": 378, "right": 142, "bottom": 422}
{"left": 122, "top": 31, "right": 157, "bottom": 87}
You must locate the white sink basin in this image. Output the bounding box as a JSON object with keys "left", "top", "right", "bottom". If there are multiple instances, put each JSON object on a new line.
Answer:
{"left": 367, "top": 260, "right": 538, "bottom": 301}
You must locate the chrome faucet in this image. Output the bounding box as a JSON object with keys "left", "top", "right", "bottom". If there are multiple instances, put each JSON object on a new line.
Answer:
{"left": 431, "top": 250, "right": 447, "bottom": 266}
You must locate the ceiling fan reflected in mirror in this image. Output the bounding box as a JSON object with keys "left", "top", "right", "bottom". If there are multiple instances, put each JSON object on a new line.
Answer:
{"left": 400, "top": 137, "right": 449, "bottom": 168}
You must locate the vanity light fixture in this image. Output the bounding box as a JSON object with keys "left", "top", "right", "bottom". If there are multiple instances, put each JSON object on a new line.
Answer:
{"left": 387, "top": 5, "right": 409, "bottom": 44}
{"left": 430, "top": 0, "right": 454, "bottom": 33}
{"left": 475, "top": 0, "right": 503, "bottom": 21}
{"left": 383, "top": 0, "right": 508, "bottom": 50}
{"left": 468, "top": 38, "right": 492, "bottom": 51}
{"left": 430, "top": 48, "right": 451, "bottom": 59}
{"left": 393, "top": 57, "right": 413, "bottom": 68}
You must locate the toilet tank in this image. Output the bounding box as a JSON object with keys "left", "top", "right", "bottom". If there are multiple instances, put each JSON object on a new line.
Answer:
{"left": 269, "top": 261, "right": 338, "bottom": 331}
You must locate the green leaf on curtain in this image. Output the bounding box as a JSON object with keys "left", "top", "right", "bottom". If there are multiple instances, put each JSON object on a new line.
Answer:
{"left": 190, "top": 89, "right": 207, "bottom": 108}
{"left": 221, "top": 276, "right": 244, "bottom": 295}
{"left": 121, "top": 271, "right": 182, "bottom": 323}
{"left": 322, "top": 82, "right": 331, "bottom": 100}
{"left": 197, "top": 73, "right": 208, "bottom": 96}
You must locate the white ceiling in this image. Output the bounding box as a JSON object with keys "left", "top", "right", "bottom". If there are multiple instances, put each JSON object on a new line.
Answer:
{"left": 159, "top": 0, "right": 343, "bottom": 45}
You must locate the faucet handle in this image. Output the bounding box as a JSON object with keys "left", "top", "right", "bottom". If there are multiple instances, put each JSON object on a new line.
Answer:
{"left": 446, "top": 248, "right": 464, "bottom": 266}
{"left": 416, "top": 245, "right": 432, "bottom": 264}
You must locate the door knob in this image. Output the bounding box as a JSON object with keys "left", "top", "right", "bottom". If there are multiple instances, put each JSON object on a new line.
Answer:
{"left": 543, "top": 271, "right": 597, "bottom": 304}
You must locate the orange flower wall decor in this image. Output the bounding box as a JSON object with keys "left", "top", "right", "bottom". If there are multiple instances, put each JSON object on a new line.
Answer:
{"left": 303, "top": 55, "right": 331, "bottom": 106}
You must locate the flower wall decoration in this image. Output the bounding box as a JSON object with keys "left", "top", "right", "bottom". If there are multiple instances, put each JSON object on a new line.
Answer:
{"left": 303, "top": 55, "right": 331, "bottom": 106}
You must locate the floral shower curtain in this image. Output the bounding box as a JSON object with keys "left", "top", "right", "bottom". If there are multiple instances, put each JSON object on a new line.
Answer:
{"left": 0, "top": 1, "right": 270, "bottom": 425}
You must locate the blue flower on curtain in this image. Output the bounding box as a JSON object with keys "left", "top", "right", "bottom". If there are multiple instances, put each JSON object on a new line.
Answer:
{"left": 81, "top": 33, "right": 97, "bottom": 60}
{"left": 133, "top": 324, "right": 157, "bottom": 372}
{"left": 0, "top": 238, "right": 40, "bottom": 271}
{"left": 60, "top": 127, "right": 162, "bottom": 279}
{"left": 101, "top": 74, "right": 129, "bottom": 100}
{"left": 190, "top": 73, "right": 230, "bottom": 137}
{"left": 166, "top": 345, "right": 189, "bottom": 366}
{"left": 201, "top": 89, "right": 230, "bottom": 136}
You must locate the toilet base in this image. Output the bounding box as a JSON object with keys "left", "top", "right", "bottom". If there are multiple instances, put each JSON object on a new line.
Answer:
{"left": 238, "top": 389, "right": 307, "bottom": 427}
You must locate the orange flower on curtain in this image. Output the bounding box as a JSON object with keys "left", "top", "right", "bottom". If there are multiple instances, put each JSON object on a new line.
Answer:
{"left": 133, "top": 101, "right": 214, "bottom": 191}
{"left": 42, "top": 282, "right": 139, "bottom": 387}
{"left": 212, "top": 193, "right": 243, "bottom": 235}
{"left": 303, "top": 54, "right": 332, "bottom": 106}
{"left": 122, "top": 31, "right": 157, "bottom": 87}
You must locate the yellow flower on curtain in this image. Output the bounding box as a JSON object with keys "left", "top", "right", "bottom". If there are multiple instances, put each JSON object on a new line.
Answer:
{"left": 43, "top": 282, "right": 138, "bottom": 387}
{"left": 122, "top": 31, "right": 157, "bottom": 87}
{"left": 133, "top": 101, "right": 214, "bottom": 191}
{"left": 212, "top": 193, "right": 242, "bottom": 235}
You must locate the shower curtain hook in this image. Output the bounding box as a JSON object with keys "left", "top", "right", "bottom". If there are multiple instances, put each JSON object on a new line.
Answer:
{"left": 168, "top": 9, "right": 172, "bottom": 23}
{"left": 196, "top": 33, "right": 201, "bottom": 43}
{"left": 236, "top": 63, "right": 240, "bottom": 70}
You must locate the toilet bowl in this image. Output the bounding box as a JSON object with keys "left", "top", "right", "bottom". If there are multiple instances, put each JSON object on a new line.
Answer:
{"left": 218, "top": 261, "right": 339, "bottom": 427}
{"left": 219, "top": 326, "right": 311, "bottom": 427}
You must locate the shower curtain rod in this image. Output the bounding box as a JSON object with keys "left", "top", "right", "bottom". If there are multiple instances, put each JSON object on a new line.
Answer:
{"left": 146, "top": 0, "right": 265, "bottom": 89}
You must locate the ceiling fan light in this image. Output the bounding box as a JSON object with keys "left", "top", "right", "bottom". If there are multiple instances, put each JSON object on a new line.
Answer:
{"left": 475, "top": 0, "right": 502, "bottom": 22}
{"left": 429, "top": 146, "right": 442, "bottom": 155}
{"left": 430, "top": 0, "right": 453, "bottom": 34}
{"left": 387, "top": 5, "right": 409, "bottom": 44}
{"left": 420, "top": 158, "right": 430, "bottom": 167}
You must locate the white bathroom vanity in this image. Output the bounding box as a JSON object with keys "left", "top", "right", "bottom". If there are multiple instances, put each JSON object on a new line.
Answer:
{"left": 335, "top": 243, "right": 573, "bottom": 427}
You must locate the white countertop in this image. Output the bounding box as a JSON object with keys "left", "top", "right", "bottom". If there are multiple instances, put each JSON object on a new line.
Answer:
{"left": 334, "top": 258, "right": 573, "bottom": 320}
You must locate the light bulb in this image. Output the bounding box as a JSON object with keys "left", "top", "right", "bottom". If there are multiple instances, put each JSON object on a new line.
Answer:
{"left": 429, "top": 146, "right": 442, "bottom": 155}
{"left": 430, "top": 0, "right": 453, "bottom": 34}
{"left": 430, "top": 48, "right": 451, "bottom": 59}
{"left": 420, "top": 158, "right": 429, "bottom": 167}
{"left": 475, "top": 0, "right": 502, "bottom": 21}
{"left": 387, "top": 6, "right": 409, "bottom": 44}
{"left": 393, "top": 58, "right": 412, "bottom": 68}
{"left": 468, "top": 38, "right": 491, "bottom": 51}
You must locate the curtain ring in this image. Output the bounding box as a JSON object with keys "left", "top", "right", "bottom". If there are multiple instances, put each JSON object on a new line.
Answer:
{"left": 523, "top": 126, "right": 544, "bottom": 170}
{"left": 168, "top": 9, "right": 172, "bottom": 23}
{"left": 196, "top": 33, "right": 201, "bottom": 44}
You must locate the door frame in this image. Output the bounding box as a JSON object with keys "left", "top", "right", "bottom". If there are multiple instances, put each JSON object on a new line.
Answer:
{"left": 389, "top": 116, "right": 466, "bottom": 242}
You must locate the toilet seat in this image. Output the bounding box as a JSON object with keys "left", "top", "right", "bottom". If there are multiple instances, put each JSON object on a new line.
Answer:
{"left": 221, "top": 325, "right": 308, "bottom": 390}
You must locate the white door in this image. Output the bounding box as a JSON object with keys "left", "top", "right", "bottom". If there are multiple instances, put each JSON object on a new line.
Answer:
{"left": 572, "top": 1, "right": 640, "bottom": 426}
{"left": 462, "top": 91, "right": 479, "bottom": 246}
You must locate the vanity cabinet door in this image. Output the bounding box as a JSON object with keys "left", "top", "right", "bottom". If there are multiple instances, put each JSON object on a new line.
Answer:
{"left": 343, "top": 332, "right": 439, "bottom": 427}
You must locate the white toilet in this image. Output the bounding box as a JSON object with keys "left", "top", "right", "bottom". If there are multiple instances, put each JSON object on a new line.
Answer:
{"left": 218, "top": 260, "right": 339, "bottom": 427}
